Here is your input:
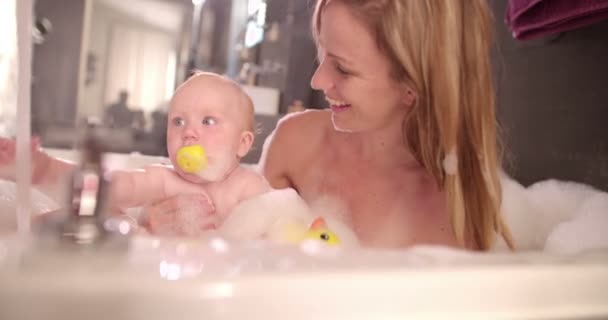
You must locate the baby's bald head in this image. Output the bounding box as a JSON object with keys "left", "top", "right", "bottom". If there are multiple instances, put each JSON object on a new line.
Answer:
{"left": 172, "top": 71, "right": 255, "bottom": 132}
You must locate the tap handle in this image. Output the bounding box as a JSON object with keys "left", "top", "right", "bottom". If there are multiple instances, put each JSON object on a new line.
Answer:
{"left": 69, "top": 122, "right": 108, "bottom": 217}
{"left": 58, "top": 121, "right": 113, "bottom": 245}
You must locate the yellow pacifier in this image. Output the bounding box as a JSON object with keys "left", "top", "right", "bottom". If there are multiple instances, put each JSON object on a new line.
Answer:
{"left": 176, "top": 145, "right": 208, "bottom": 174}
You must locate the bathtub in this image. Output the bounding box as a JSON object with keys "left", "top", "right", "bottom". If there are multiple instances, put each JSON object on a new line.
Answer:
{"left": 0, "top": 149, "right": 607, "bottom": 319}
{"left": 45, "top": 148, "right": 175, "bottom": 171}
{"left": 0, "top": 234, "right": 607, "bottom": 319}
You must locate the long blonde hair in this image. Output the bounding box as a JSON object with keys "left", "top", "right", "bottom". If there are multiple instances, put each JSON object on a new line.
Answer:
{"left": 313, "top": 0, "right": 514, "bottom": 250}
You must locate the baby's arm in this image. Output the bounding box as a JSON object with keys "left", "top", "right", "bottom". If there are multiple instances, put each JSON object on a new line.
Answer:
{"left": 109, "top": 165, "right": 168, "bottom": 211}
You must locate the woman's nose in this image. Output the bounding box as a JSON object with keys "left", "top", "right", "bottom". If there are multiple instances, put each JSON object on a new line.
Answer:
{"left": 310, "top": 60, "right": 333, "bottom": 91}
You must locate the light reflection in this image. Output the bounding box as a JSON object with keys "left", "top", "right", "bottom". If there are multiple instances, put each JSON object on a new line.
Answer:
{"left": 201, "top": 282, "right": 234, "bottom": 299}
{"left": 159, "top": 260, "right": 182, "bottom": 281}
{"left": 209, "top": 237, "right": 229, "bottom": 253}
{"left": 118, "top": 220, "right": 131, "bottom": 235}
{"left": 104, "top": 216, "right": 134, "bottom": 235}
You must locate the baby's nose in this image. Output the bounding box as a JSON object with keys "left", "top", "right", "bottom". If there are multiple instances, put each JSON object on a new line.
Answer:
{"left": 182, "top": 126, "right": 199, "bottom": 142}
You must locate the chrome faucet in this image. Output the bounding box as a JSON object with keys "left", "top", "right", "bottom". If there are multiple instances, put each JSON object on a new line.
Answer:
{"left": 55, "top": 122, "right": 131, "bottom": 247}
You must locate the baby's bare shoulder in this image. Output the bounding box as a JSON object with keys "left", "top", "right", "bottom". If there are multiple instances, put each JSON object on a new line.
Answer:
{"left": 229, "top": 166, "right": 271, "bottom": 196}
{"left": 243, "top": 166, "right": 270, "bottom": 185}
{"left": 226, "top": 165, "right": 263, "bottom": 184}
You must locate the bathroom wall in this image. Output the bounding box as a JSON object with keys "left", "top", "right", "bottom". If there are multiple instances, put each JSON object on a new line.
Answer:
{"left": 491, "top": 1, "right": 608, "bottom": 191}
{"left": 255, "top": 1, "right": 608, "bottom": 190}
{"left": 79, "top": 1, "right": 181, "bottom": 119}
{"left": 75, "top": 0, "right": 229, "bottom": 119}
{"left": 32, "top": 0, "right": 87, "bottom": 131}
{"left": 256, "top": 0, "right": 323, "bottom": 113}
{"left": 238, "top": 0, "right": 316, "bottom": 163}
{"left": 28, "top": 0, "right": 608, "bottom": 183}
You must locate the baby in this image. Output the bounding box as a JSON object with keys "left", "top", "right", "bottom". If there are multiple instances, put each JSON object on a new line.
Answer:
{"left": 0, "top": 72, "right": 272, "bottom": 236}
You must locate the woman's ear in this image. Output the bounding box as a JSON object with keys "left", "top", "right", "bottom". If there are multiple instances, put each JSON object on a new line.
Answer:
{"left": 402, "top": 85, "right": 417, "bottom": 107}
{"left": 237, "top": 131, "right": 255, "bottom": 157}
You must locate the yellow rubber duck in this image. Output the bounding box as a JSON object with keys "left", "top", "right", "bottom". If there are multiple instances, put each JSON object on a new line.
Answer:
{"left": 268, "top": 216, "right": 341, "bottom": 246}
{"left": 303, "top": 217, "right": 341, "bottom": 246}
{"left": 176, "top": 145, "right": 207, "bottom": 174}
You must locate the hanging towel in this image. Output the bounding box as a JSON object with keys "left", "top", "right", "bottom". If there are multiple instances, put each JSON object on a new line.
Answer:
{"left": 505, "top": 0, "right": 608, "bottom": 40}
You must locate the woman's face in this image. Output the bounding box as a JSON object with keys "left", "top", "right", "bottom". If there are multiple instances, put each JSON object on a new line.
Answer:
{"left": 311, "top": 0, "right": 410, "bottom": 132}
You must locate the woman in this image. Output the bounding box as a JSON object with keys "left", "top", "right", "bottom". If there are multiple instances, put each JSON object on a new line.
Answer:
{"left": 150, "top": 0, "right": 514, "bottom": 250}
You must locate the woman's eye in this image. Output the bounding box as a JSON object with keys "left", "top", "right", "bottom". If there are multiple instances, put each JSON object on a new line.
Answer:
{"left": 172, "top": 117, "right": 185, "bottom": 127}
{"left": 334, "top": 63, "right": 351, "bottom": 76}
{"left": 202, "top": 117, "right": 217, "bottom": 126}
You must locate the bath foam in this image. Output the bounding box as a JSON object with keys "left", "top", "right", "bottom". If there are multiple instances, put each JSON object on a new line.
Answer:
{"left": 495, "top": 173, "right": 544, "bottom": 251}
{"left": 219, "top": 188, "right": 359, "bottom": 247}
{"left": 0, "top": 180, "right": 59, "bottom": 233}
{"left": 529, "top": 180, "right": 608, "bottom": 254}
{"left": 495, "top": 174, "right": 608, "bottom": 253}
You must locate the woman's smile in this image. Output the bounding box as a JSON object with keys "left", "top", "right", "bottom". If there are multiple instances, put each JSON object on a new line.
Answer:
{"left": 326, "top": 96, "right": 352, "bottom": 112}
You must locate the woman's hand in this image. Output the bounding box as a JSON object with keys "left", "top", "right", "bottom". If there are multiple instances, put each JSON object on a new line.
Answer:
{"left": 141, "top": 194, "right": 217, "bottom": 237}
{"left": 0, "top": 137, "right": 41, "bottom": 181}
{"left": 0, "top": 136, "right": 40, "bottom": 166}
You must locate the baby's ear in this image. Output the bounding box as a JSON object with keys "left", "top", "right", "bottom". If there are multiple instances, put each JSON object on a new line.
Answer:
{"left": 237, "top": 131, "right": 254, "bottom": 157}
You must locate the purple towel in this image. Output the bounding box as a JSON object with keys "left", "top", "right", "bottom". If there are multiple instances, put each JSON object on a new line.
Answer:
{"left": 505, "top": 0, "right": 608, "bottom": 40}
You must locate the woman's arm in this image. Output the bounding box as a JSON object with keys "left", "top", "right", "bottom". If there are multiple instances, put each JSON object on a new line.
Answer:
{"left": 258, "top": 130, "right": 292, "bottom": 189}
{"left": 259, "top": 114, "right": 311, "bottom": 190}
{"left": 0, "top": 136, "right": 76, "bottom": 186}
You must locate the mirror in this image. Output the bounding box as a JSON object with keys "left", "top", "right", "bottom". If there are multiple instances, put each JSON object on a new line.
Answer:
{"left": 30, "top": 0, "right": 320, "bottom": 164}
{"left": 25, "top": 0, "right": 608, "bottom": 187}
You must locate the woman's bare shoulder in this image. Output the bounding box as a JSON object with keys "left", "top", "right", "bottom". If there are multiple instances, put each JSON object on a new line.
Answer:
{"left": 273, "top": 109, "right": 332, "bottom": 143}
{"left": 259, "top": 110, "right": 331, "bottom": 188}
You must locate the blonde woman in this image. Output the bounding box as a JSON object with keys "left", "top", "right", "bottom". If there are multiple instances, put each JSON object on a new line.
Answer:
{"left": 259, "top": 0, "right": 513, "bottom": 250}
{"left": 148, "top": 0, "right": 513, "bottom": 250}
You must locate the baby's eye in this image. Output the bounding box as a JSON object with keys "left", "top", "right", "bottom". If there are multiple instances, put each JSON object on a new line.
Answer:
{"left": 172, "top": 117, "right": 185, "bottom": 127}
{"left": 201, "top": 117, "right": 217, "bottom": 126}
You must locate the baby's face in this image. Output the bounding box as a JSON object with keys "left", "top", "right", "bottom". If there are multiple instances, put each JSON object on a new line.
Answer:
{"left": 167, "top": 75, "right": 254, "bottom": 183}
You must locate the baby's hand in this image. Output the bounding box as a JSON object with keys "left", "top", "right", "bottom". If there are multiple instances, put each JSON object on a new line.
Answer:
{"left": 143, "top": 193, "right": 217, "bottom": 237}
{"left": 0, "top": 136, "right": 40, "bottom": 166}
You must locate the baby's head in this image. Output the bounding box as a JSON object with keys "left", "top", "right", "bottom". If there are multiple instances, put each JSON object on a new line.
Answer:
{"left": 167, "top": 71, "right": 255, "bottom": 183}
